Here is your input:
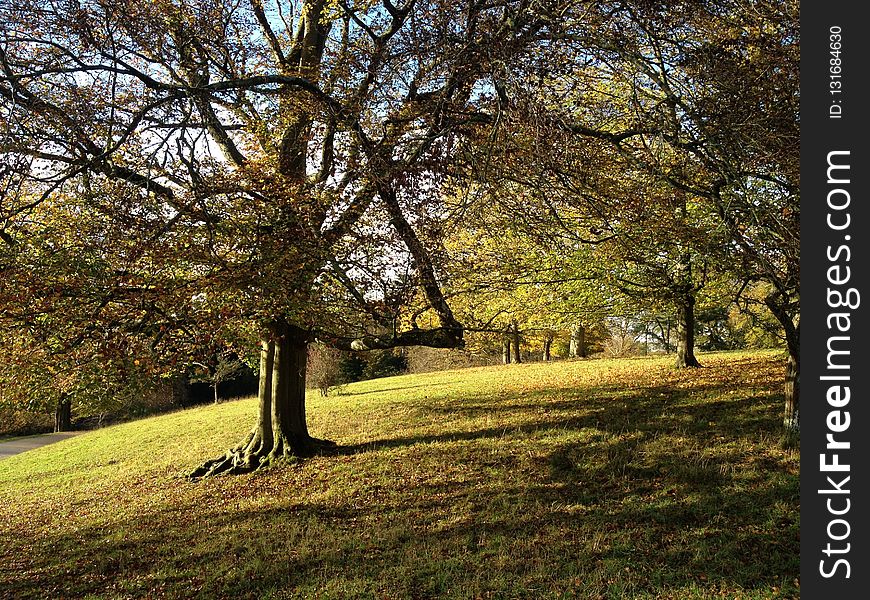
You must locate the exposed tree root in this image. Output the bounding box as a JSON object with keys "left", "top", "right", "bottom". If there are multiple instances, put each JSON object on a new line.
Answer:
{"left": 188, "top": 431, "right": 338, "bottom": 479}
{"left": 675, "top": 357, "right": 702, "bottom": 369}
{"left": 188, "top": 324, "right": 340, "bottom": 480}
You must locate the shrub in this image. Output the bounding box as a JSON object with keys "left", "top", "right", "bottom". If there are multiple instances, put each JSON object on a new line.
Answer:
{"left": 307, "top": 344, "right": 346, "bottom": 396}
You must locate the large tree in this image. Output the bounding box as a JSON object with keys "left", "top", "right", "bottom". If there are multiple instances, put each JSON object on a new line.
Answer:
{"left": 0, "top": 0, "right": 561, "bottom": 474}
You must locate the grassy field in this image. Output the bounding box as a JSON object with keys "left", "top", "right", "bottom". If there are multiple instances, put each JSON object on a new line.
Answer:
{"left": 0, "top": 350, "right": 799, "bottom": 599}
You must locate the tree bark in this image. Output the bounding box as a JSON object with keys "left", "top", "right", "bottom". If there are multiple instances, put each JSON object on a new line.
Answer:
{"left": 543, "top": 335, "right": 553, "bottom": 361}
{"left": 54, "top": 395, "right": 71, "bottom": 433}
{"left": 666, "top": 319, "right": 673, "bottom": 352}
{"left": 783, "top": 347, "right": 799, "bottom": 431}
{"left": 674, "top": 293, "right": 701, "bottom": 368}
{"left": 511, "top": 321, "right": 522, "bottom": 364}
{"left": 569, "top": 324, "right": 586, "bottom": 358}
{"left": 502, "top": 338, "right": 511, "bottom": 364}
{"left": 660, "top": 318, "right": 673, "bottom": 353}
{"left": 213, "top": 381, "right": 219, "bottom": 405}
{"left": 190, "top": 322, "right": 334, "bottom": 478}
{"left": 765, "top": 293, "right": 799, "bottom": 432}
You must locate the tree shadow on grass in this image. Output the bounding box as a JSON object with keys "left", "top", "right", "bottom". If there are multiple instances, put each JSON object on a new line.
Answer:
{"left": 2, "top": 433, "right": 797, "bottom": 599}
{"left": 333, "top": 384, "right": 784, "bottom": 458}
{"left": 1, "top": 358, "right": 797, "bottom": 599}
{"left": 335, "top": 382, "right": 441, "bottom": 397}
{"left": 314, "top": 377, "right": 797, "bottom": 595}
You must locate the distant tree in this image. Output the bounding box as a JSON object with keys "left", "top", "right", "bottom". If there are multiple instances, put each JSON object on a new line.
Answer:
{"left": 439, "top": 196, "right": 613, "bottom": 364}
{"left": 362, "top": 349, "right": 409, "bottom": 379}
{"left": 604, "top": 0, "right": 799, "bottom": 426}
{"left": 192, "top": 351, "right": 249, "bottom": 405}
{"left": 603, "top": 318, "right": 640, "bottom": 358}
{"left": 306, "top": 344, "right": 345, "bottom": 397}
{"left": 0, "top": 325, "right": 157, "bottom": 432}
{"left": 338, "top": 353, "right": 367, "bottom": 384}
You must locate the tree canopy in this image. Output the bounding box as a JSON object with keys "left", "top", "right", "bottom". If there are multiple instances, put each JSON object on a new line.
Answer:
{"left": 0, "top": 0, "right": 800, "bottom": 470}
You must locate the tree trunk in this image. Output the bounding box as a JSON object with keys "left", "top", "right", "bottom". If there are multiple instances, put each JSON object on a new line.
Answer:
{"left": 661, "top": 318, "right": 673, "bottom": 353}
{"left": 511, "top": 321, "right": 522, "bottom": 364}
{"left": 502, "top": 338, "right": 511, "bottom": 364}
{"left": 213, "top": 381, "right": 219, "bottom": 405}
{"left": 190, "top": 322, "right": 334, "bottom": 478}
{"left": 782, "top": 317, "right": 800, "bottom": 431}
{"left": 674, "top": 293, "right": 701, "bottom": 368}
{"left": 569, "top": 324, "right": 586, "bottom": 358}
{"left": 54, "top": 395, "right": 71, "bottom": 433}
{"left": 766, "top": 294, "right": 800, "bottom": 432}
{"left": 543, "top": 335, "right": 552, "bottom": 361}
{"left": 783, "top": 347, "right": 799, "bottom": 431}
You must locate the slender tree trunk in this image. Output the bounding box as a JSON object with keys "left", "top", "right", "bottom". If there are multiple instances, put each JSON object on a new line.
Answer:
{"left": 502, "top": 338, "right": 511, "bottom": 364}
{"left": 665, "top": 319, "right": 673, "bottom": 353}
{"left": 569, "top": 324, "right": 586, "bottom": 358}
{"left": 511, "top": 321, "right": 523, "bottom": 364}
{"left": 511, "top": 320, "right": 522, "bottom": 364}
{"left": 784, "top": 319, "right": 800, "bottom": 431}
{"left": 271, "top": 327, "right": 312, "bottom": 452}
{"left": 783, "top": 346, "right": 799, "bottom": 431}
{"left": 190, "top": 322, "right": 334, "bottom": 478}
{"left": 54, "top": 394, "right": 71, "bottom": 433}
{"left": 672, "top": 246, "right": 701, "bottom": 368}
{"left": 766, "top": 294, "right": 800, "bottom": 432}
{"left": 783, "top": 326, "right": 800, "bottom": 432}
{"left": 543, "top": 335, "right": 552, "bottom": 361}
{"left": 674, "top": 293, "right": 701, "bottom": 368}
{"left": 213, "top": 381, "right": 219, "bottom": 405}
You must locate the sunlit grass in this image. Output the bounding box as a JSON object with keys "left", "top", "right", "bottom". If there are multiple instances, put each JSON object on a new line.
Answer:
{"left": 0, "top": 349, "right": 798, "bottom": 599}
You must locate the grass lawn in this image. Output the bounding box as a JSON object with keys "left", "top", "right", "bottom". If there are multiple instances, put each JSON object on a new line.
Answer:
{"left": 0, "top": 349, "right": 799, "bottom": 599}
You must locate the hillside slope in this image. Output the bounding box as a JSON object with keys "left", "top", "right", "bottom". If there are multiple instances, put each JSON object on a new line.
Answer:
{"left": 0, "top": 350, "right": 798, "bottom": 599}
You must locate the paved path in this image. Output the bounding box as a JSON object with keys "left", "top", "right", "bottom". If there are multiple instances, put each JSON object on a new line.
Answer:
{"left": 0, "top": 432, "right": 82, "bottom": 460}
